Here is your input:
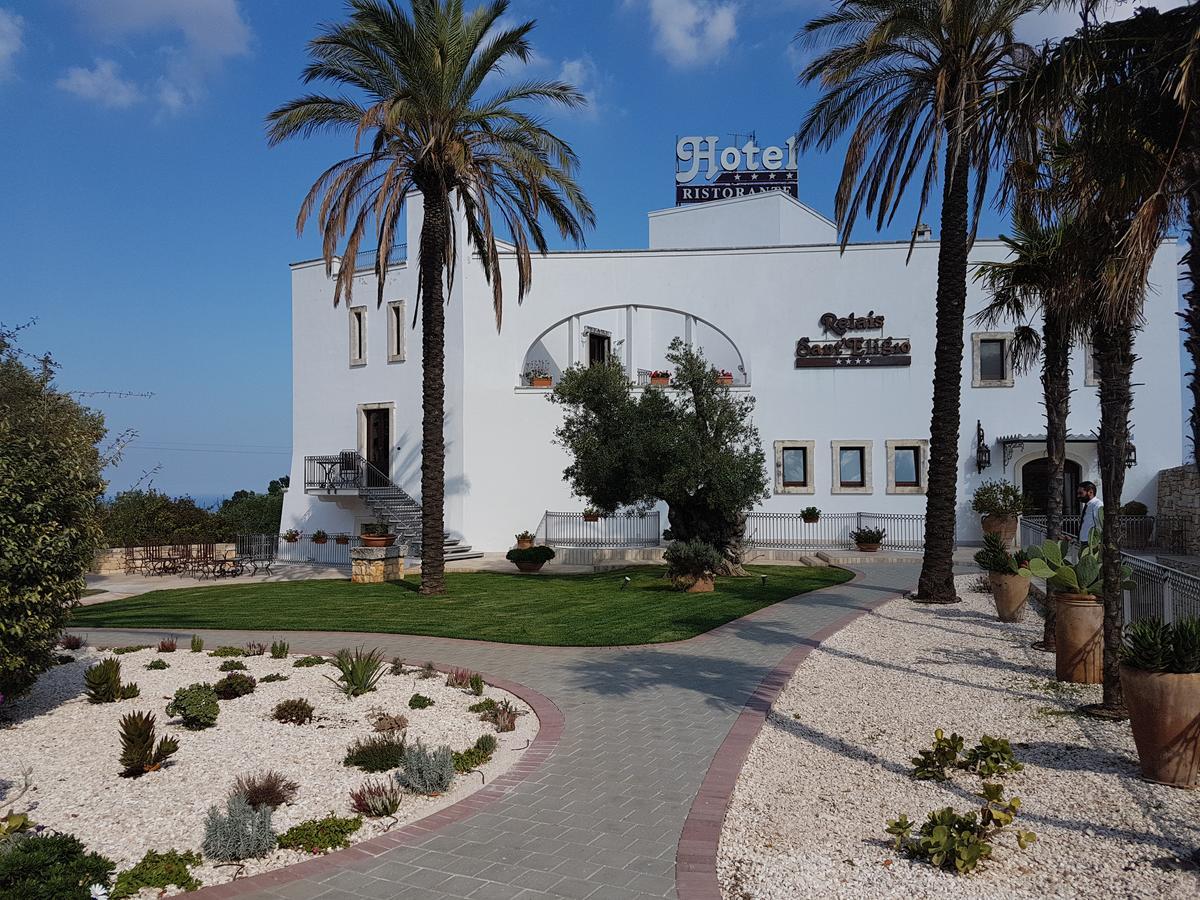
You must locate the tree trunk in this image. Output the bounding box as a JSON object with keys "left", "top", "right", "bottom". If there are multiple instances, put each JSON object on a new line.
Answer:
{"left": 1042, "top": 307, "right": 1071, "bottom": 542}
{"left": 1093, "top": 320, "right": 1134, "bottom": 714}
{"left": 666, "top": 503, "right": 749, "bottom": 576}
{"left": 417, "top": 189, "right": 448, "bottom": 596}
{"left": 915, "top": 140, "right": 971, "bottom": 602}
{"left": 1181, "top": 185, "right": 1200, "bottom": 472}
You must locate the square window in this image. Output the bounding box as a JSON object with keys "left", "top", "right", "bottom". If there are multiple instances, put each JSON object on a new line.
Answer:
{"left": 839, "top": 447, "right": 865, "bottom": 487}
{"left": 782, "top": 447, "right": 808, "bottom": 487}
{"left": 773, "top": 440, "right": 815, "bottom": 494}
{"left": 894, "top": 446, "right": 920, "bottom": 486}
{"left": 979, "top": 339, "right": 1006, "bottom": 382}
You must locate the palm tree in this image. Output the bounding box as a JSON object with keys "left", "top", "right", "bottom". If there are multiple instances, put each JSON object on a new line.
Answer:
{"left": 267, "top": 0, "right": 594, "bottom": 595}
{"left": 795, "top": 0, "right": 1040, "bottom": 603}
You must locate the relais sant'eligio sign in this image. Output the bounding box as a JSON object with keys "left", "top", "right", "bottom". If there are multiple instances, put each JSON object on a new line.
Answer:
{"left": 795, "top": 310, "right": 913, "bottom": 369}
{"left": 675, "top": 135, "right": 799, "bottom": 205}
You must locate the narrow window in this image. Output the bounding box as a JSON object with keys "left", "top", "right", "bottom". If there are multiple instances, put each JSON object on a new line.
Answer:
{"left": 893, "top": 445, "right": 920, "bottom": 487}
{"left": 978, "top": 339, "right": 1006, "bottom": 382}
{"left": 588, "top": 332, "right": 611, "bottom": 366}
{"left": 782, "top": 446, "right": 808, "bottom": 487}
{"left": 349, "top": 307, "right": 367, "bottom": 367}
{"left": 839, "top": 447, "right": 865, "bottom": 487}
{"left": 387, "top": 301, "right": 405, "bottom": 363}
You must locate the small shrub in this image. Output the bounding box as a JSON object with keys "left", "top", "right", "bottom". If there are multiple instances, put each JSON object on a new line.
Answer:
{"left": 189, "top": 635, "right": 204, "bottom": 653}
{"left": 213, "top": 672, "right": 257, "bottom": 700}
{"left": 910, "top": 729, "right": 965, "bottom": 781}
{"left": 84, "top": 658, "right": 122, "bottom": 703}
{"left": 234, "top": 771, "right": 299, "bottom": 810}
{"left": 483, "top": 699, "right": 519, "bottom": 733}
{"left": 504, "top": 545, "right": 556, "bottom": 565}
{"left": 468, "top": 673, "right": 485, "bottom": 696}
{"left": 849, "top": 526, "right": 887, "bottom": 546}
{"left": 0, "top": 832, "right": 116, "bottom": 900}
{"left": 273, "top": 698, "right": 314, "bottom": 725}
{"left": 276, "top": 814, "right": 362, "bottom": 853}
{"left": 408, "top": 693, "right": 434, "bottom": 710}
{"left": 145, "top": 659, "right": 169, "bottom": 671}
{"left": 261, "top": 672, "right": 290, "bottom": 683}
{"left": 270, "top": 639, "right": 289, "bottom": 659}
{"left": 397, "top": 741, "right": 455, "bottom": 794}
{"left": 973, "top": 532, "right": 1032, "bottom": 575}
{"left": 389, "top": 656, "right": 406, "bottom": 675}
{"left": 209, "top": 645, "right": 244, "bottom": 658}
{"left": 453, "top": 734, "right": 498, "bottom": 774}
{"left": 166, "top": 683, "right": 220, "bottom": 730}
{"left": 1121, "top": 500, "right": 1149, "bottom": 516}
{"left": 445, "top": 667, "right": 472, "bottom": 689}
{"left": 325, "top": 646, "right": 386, "bottom": 697}
{"left": 60, "top": 634, "right": 86, "bottom": 651}
{"left": 1122, "top": 616, "right": 1200, "bottom": 673}
{"left": 663, "top": 539, "right": 722, "bottom": 588}
{"left": 111, "top": 849, "right": 201, "bottom": 899}
{"left": 218, "top": 659, "right": 247, "bottom": 672}
{"left": 118, "top": 712, "right": 179, "bottom": 778}
{"left": 202, "top": 793, "right": 276, "bottom": 862}
{"left": 418, "top": 661, "right": 437, "bottom": 679}
{"left": 960, "top": 735, "right": 1024, "bottom": 779}
{"left": 368, "top": 708, "right": 408, "bottom": 733}
{"left": 112, "top": 644, "right": 150, "bottom": 655}
{"left": 293, "top": 655, "right": 328, "bottom": 668}
{"left": 244, "top": 641, "right": 267, "bottom": 657}
{"left": 156, "top": 638, "right": 177, "bottom": 653}
{"left": 971, "top": 479, "right": 1026, "bottom": 517}
{"left": 119, "top": 682, "right": 141, "bottom": 699}
{"left": 469, "top": 697, "right": 497, "bottom": 714}
{"left": 344, "top": 734, "right": 406, "bottom": 773}
{"left": 349, "top": 779, "right": 402, "bottom": 818}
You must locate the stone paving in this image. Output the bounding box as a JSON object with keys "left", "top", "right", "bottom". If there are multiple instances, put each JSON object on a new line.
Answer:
{"left": 84, "top": 562, "right": 918, "bottom": 900}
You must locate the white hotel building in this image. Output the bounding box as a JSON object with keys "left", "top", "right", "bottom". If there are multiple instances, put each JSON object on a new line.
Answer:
{"left": 281, "top": 154, "right": 1182, "bottom": 557}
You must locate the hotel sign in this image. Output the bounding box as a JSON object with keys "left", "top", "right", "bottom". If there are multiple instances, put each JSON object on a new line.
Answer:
{"left": 676, "top": 135, "right": 799, "bottom": 205}
{"left": 795, "top": 310, "right": 912, "bottom": 369}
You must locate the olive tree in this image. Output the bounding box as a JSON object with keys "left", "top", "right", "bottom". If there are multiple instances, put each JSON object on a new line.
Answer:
{"left": 550, "top": 339, "right": 768, "bottom": 574}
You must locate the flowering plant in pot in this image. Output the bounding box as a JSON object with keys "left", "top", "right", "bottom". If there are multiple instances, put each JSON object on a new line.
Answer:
{"left": 523, "top": 359, "right": 552, "bottom": 388}
{"left": 1119, "top": 617, "right": 1200, "bottom": 787}
{"left": 648, "top": 370, "right": 671, "bottom": 386}
{"left": 582, "top": 506, "right": 602, "bottom": 522}
{"left": 282, "top": 529, "right": 300, "bottom": 543}
{"left": 334, "top": 533, "right": 350, "bottom": 545}
{"left": 973, "top": 533, "right": 1032, "bottom": 622}
{"left": 664, "top": 539, "right": 723, "bottom": 592}
{"left": 801, "top": 506, "right": 821, "bottom": 524}
{"left": 715, "top": 368, "right": 734, "bottom": 386}
{"left": 971, "top": 480, "right": 1025, "bottom": 548}
{"left": 360, "top": 523, "right": 396, "bottom": 548}
{"left": 514, "top": 530, "right": 536, "bottom": 550}
{"left": 505, "top": 544, "right": 555, "bottom": 573}
{"left": 312, "top": 530, "right": 329, "bottom": 545}
{"left": 849, "top": 526, "right": 886, "bottom": 552}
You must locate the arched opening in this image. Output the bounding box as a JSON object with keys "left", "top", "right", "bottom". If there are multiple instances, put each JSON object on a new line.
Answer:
{"left": 1020, "top": 457, "right": 1082, "bottom": 514}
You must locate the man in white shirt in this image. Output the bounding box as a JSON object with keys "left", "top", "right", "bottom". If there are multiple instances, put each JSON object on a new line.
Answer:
{"left": 1077, "top": 481, "right": 1102, "bottom": 544}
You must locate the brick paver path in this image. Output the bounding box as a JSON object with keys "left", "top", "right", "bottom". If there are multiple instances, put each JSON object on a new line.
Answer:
{"left": 87, "top": 562, "right": 917, "bottom": 900}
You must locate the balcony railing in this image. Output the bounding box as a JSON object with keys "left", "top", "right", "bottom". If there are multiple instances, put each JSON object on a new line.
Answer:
{"left": 744, "top": 511, "right": 926, "bottom": 551}
{"left": 353, "top": 244, "right": 407, "bottom": 272}
{"left": 543, "top": 510, "right": 661, "bottom": 547}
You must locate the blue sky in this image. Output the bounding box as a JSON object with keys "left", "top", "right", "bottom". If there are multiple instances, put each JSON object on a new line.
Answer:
{"left": 0, "top": 0, "right": 1182, "bottom": 501}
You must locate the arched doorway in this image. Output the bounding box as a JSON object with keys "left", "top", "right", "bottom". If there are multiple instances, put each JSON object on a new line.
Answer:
{"left": 1020, "top": 457, "right": 1081, "bottom": 513}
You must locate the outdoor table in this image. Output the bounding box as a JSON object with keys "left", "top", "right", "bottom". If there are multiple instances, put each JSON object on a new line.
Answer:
{"left": 318, "top": 458, "right": 340, "bottom": 492}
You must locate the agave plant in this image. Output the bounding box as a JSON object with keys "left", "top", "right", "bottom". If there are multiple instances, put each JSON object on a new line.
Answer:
{"left": 1121, "top": 617, "right": 1200, "bottom": 674}
{"left": 325, "top": 647, "right": 386, "bottom": 698}
{"left": 118, "top": 712, "right": 179, "bottom": 778}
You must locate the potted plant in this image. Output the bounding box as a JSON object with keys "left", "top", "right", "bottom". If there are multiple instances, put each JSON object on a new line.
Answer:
{"left": 1026, "top": 529, "right": 1132, "bottom": 684}
{"left": 801, "top": 506, "right": 821, "bottom": 524}
{"left": 312, "top": 530, "right": 328, "bottom": 545}
{"left": 648, "top": 370, "right": 671, "bottom": 387}
{"left": 282, "top": 529, "right": 300, "bottom": 543}
{"left": 664, "top": 539, "right": 723, "bottom": 593}
{"left": 973, "top": 533, "right": 1032, "bottom": 622}
{"left": 715, "top": 368, "right": 734, "bottom": 386}
{"left": 582, "top": 507, "right": 601, "bottom": 523}
{"left": 360, "top": 523, "right": 397, "bottom": 548}
{"left": 1120, "top": 617, "right": 1200, "bottom": 788}
{"left": 850, "top": 526, "right": 886, "bottom": 552}
{"left": 523, "top": 359, "right": 552, "bottom": 388}
{"left": 1121, "top": 500, "right": 1154, "bottom": 550}
{"left": 334, "top": 533, "right": 350, "bottom": 545}
{"left": 514, "top": 530, "right": 536, "bottom": 550}
{"left": 971, "top": 479, "right": 1024, "bottom": 548}
{"left": 506, "top": 545, "right": 555, "bottom": 573}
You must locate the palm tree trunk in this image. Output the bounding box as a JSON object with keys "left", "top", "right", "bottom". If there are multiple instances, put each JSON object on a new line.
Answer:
{"left": 1093, "top": 320, "right": 1134, "bottom": 713}
{"left": 1038, "top": 306, "right": 1071, "bottom": 648}
{"left": 1182, "top": 184, "right": 1200, "bottom": 471}
{"left": 915, "top": 141, "right": 970, "bottom": 603}
{"left": 418, "top": 190, "right": 448, "bottom": 596}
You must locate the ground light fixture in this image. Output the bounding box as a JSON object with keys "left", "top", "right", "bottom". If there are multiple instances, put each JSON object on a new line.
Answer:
{"left": 620, "top": 576, "right": 631, "bottom": 590}
{"left": 760, "top": 575, "right": 768, "bottom": 587}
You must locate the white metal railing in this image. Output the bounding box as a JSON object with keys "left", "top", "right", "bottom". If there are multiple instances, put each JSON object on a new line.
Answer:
{"left": 744, "top": 511, "right": 925, "bottom": 551}
{"left": 543, "top": 510, "right": 661, "bottom": 547}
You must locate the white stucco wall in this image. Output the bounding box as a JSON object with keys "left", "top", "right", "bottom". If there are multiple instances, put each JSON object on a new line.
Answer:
{"left": 648, "top": 192, "right": 837, "bottom": 249}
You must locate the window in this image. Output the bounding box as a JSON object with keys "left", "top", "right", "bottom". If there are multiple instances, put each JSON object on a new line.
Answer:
{"left": 349, "top": 307, "right": 367, "bottom": 367}
{"left": 587, "top": 332, "right": 611, "bottom": 366}
{"left": 387, "top": 301, "right": 406, "bottom": 363}
{"left": 887, "top": 440, "right": 928, "bottom": 494}
{"left": 831, "top": 441, "right": 872, "bottom": 494}
{"left": 1084, "top": 340, "right": 1101, "bottom": 386}
{"left": 971, "top": 332, "right": 1014, "bottom": 387}
{"left": 773, "top": 441, "right": 815, "bottom": 494}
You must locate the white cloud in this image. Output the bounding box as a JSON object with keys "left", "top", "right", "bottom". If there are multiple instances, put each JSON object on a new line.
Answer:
{"left": 56, "top": 58, "right": 142, "bottom": 108}
{"left": 0, "top": 7, "right": 23, "bottom": 80}
{"left": 628, "top": 0, "right": 739, "bottom": 68}
{"left": 557, "top": 54, "right": 607, "bottom": 119}
{"left": 64, "top": 0, "right": 251, "bottom": 113}
{"left": 1015, "top": 0, "right": 1188, "bottom": 46}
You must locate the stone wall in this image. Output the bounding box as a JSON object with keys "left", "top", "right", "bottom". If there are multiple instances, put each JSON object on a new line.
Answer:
{"left": 1156, "top": 465, "right": 1200, "bottom": 555}
{"left": 350, "top": 546, "right": 407, "bottom": 584}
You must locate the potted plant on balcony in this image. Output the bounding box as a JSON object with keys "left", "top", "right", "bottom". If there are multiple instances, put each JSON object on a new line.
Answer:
{"left": 1120, "top": 617, "right": 1200, "bottom": 788}
{"left": 360, "top": 523, "right": 396, "bottom": 548}
{"left": 648, "top": 370, "right": 671, "bottom": 387}
{"left": 664, "top": 539, "right": 722, "bottom": 593}
{"left": 1026, "top": 530, "right": 1133, "bottom": 684}
{"left": 849, "top": 526, "right": 886, "bottom": 552}
{"left": 801, "top": 506, "right": 821, "bottom": 524}
{"left": 312, "top": 530, "right": 328, "bottom": 545}
{"left": 515, "top": 530, "right": 536, "bottom": 550}
{"left": 506, "top": 545, "right": 555, "bottom": 573}
{"left": 716, "top": 369, "right": 734, "bottom": 386}
{"left": 334, "top": 533, "right": 350, "bottom": 545}
{"left": 973, "top": 533, "right": 1032, "bottom": 622}
{"left": 523, "top": 359, "right": 552, "bottom": 389}
{"left": 582, "top": 507, "right": 601, "bottom": 523}
{"left": 971, "top": 479, "right": 1024, "bottom": 548}
{"left": 282, "top": 529, "right": 300, "bottom": 544}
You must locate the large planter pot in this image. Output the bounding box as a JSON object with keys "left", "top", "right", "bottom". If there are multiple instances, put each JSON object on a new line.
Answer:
{"left": 981, "top": 513, "right": 1019, "bottom": 548}
{"left": 1121, "top": 665, "right": 1200, "bottom": 788}
{"left": 716, "top": 375, "right": 733, "bottom": 386}
{"left": 989, "top": 572, "right": 1031, "bottom": 622}
{"left": 516, "top": 537, "right": 534, "bottom": 550}
{"left": 529, "top": 376, "right": 552, "bottom": 389}
{"left": 1055, "top": 593, "right": 1103, "bottom": 683}
{"left": 855, "top": 543, "right": 880, "bottom": 553}
{"left": 514, "top": 560, "right": 545, "bottom": 573}
{"left": 360, "top": 534, "right": 397, "bottom": 548}
{"left": 650, "top": 376, "right": 670, "bottom": 387}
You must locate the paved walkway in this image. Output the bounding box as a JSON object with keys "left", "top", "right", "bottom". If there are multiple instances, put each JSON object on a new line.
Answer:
{"left": 84, "top": 562, "right": 919, "bottom": 900}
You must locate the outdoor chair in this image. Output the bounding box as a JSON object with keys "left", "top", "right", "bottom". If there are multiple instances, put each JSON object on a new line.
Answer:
{"left": 336, "top": 450, "right": 361, "bottom": 491}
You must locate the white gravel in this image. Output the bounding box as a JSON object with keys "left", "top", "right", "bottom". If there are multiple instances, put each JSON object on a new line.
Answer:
{"left": 0, "top": 644, "right": 536, "bottom": 889}
{"left": 717, "top": 575, "right": 1200, "bottom": 900}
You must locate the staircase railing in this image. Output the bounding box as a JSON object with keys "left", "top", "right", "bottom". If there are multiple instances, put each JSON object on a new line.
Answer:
{"left": 303, "top": 450, "right": 422, "bottom": 548}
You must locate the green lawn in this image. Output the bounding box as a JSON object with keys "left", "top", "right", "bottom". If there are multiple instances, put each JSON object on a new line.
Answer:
{"left": 70, "top": 565, "right": 853, "bottom": 646}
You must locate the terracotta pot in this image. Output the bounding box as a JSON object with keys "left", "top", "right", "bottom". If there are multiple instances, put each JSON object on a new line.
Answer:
{"left": 583, "top": 513, "right": 600, "bottom": 522}
{"left": 360, "top": 534, "right": 397, "bottom": 548}
{"left": 516, "top": 537, "right": 534, "bottom": 550}
{"left": 1055, "top": 593, "right": 1103, "bottom": 683}
{"left": 650, "top": 376, "right": 670, "bottom": 386}
{"left": 717, "top": 375, "right": 733, "bottom": 385}
{"left": 988, "top": 572, "right": 1031, "bottom": 622}
{"left": 335, "top": 536, "right": 350, "bottom": 545}
{"left": 283, "top": 536, "right": 299, "bottom": 543}
{"left": 1120, "top": 665, "right": 1200, "bottom": 788}
{"left": 312, "top": 536, "right": 327, "bottom": 545}
{"left": 514, "top": 560, "right": 545, "bottom": 573}
{"left": 981, "top": 513, "right": 1019, "bottom": 549}
{"left": 802, "top": 515, "right": 820, "bottom": 524}
{"left": 529, "top": 376, "right": 552, "bottom": 388}
{"left": 685, "top": 574, "right": 715, "bottom": 593}
{"left": 856, "top": 543, "right": 880, "bottom": 553}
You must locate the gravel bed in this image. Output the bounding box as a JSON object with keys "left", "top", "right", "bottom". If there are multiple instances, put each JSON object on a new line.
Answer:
{"left": 0, "top": 643, "right": 536, "bottom": 889}
{"left": 718, "top": 575, "right": 1200, "bottom": 900}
